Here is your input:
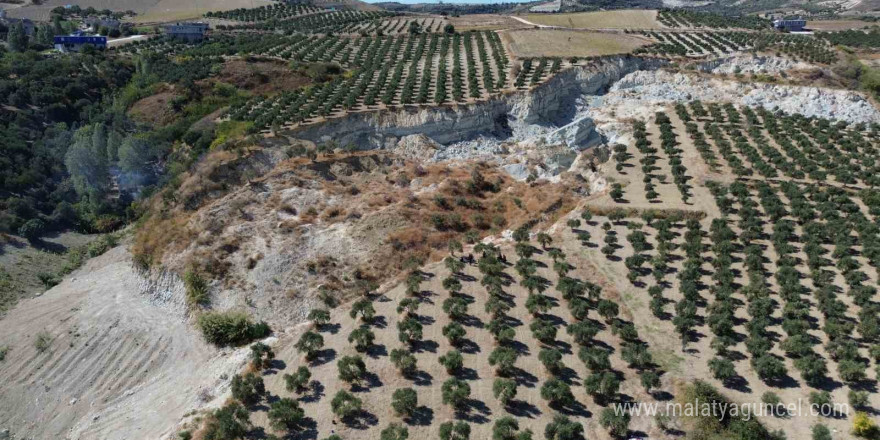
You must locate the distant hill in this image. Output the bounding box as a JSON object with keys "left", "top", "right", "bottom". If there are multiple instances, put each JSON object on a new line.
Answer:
{"left": 313, "top": 0, "right": 382, "bottom": 11}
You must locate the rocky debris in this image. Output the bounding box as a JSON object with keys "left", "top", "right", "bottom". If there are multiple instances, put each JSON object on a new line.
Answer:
{"left": 696, "top": 54, "right": 813, "bottom": 74}
{"left": 606, "top": 70, "right": 880, "bottom": 124}
{"left": 393, "top": 134, "right": 441, "bottom": 161}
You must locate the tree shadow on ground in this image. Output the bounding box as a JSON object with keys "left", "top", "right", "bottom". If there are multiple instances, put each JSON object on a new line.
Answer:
{"left": 310, "top": 348, "right": 336, "bottom": 366}
{"left": 409, "top": 406, "right": 434, "bottom": 426}
{"left": 507, "top": 399, "right": 541, "bottom": 418}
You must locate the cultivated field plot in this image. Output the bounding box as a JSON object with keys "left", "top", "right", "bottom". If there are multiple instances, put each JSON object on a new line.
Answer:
{"left": 242, "top": 232, "right": 673, "bottom": 440}
{"left": 217, "top": 9, "right": 396, "bottom": 34}
{"left": 209, "top": 101, "right": 880, "bottom": 440}
{"left": 807, "top": 20, "right": 873, "bottom": 31}
{"left": 133, "top": 0, "right": 275, "bottom": 23}
{"left": 449, "top": 14, "right": 530, "bottom": 31}
{"left": 503, "top": 29, "right": 650, "bottom": 58}
{"left": 205, "top": 2, "right": 325, "bottom": 22}
{"left": 592, "top": 102, "right": 880, "bottom": 436}
{"left": 516, "top": 10, "right": 661, "bottom": 30}
{"left": 657, "top": 9, "right": 770, "bottom": 30}
{"left": 115, "top": 31, "right": 513, "bottom": 130}
{"left": 347, "top": 16, "right": 449, "bottom": 35}
{"left": 635, "top": 30, "right": 839, "bottom": 63}
{"left": 3, "top": 0, "right": 160, "bottom": 20}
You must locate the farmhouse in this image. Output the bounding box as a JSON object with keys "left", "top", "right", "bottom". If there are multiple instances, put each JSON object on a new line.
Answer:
{"left": 773, "top": 18, "right": 806, "bottom": 32}
{"left": 54, "top": 34, "right": 107, "bottom": 52}
{"left": 0, "top": 11, "right": 35, "bottom": 36}
{"left": 162, "top": 22, "right": 209, "bottom": 41}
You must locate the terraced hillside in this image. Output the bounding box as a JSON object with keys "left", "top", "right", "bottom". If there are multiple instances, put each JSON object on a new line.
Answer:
{"left": 184, "top": 102, "right": 880, "bottom": 440}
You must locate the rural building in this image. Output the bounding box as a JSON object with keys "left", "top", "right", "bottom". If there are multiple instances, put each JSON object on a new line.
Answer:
{"left": 84, "top": 17, "right": 121, "bottom": 32}
{"left": 0, "top": 11, "right": 36, "bottom": 36}
{"left": 162, "top": 22, "right": 209, "bottom": 41}
{"left": 773, "top": 18, "right": 806, "bottom": 32}
{"left": 54, "top": 34, "right": 107, "bottom": 52}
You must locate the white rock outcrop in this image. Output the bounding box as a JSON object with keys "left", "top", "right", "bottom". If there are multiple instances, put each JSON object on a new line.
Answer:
{"left": 606, "top": 70, "right": 880, "bottom": 124}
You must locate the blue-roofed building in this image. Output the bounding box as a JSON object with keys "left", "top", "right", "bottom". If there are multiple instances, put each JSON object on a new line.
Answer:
{"left": 54, "top": 34, "right": 107, "bottom": 52}
{"left": 773, "top": 18, "right": 806, "bottom": 32}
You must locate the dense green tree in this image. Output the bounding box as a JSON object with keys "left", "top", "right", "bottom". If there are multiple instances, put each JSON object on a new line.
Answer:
{"left": 268, "top": 398, "right": 305, "bottom": 432}
{"left": 442, "top": 378, "right": 471, "bottom": 408}
{"left": 545, "top": 414, "right": 584, "bottom": 440}
{"left": 283, "top": 366, "right": 311, "bottom": 393}
{"left": 599, "top": 407, "right": 630, "bottom": 438}
{"left": 440, "top": 349, "right": 464, "bottom": 373}
{"left": 493, "top": 377, "right": 517, "bottom": 405}
{"left": 439, "top": 421, "right": 470, "bottom": 440}
{"left": 331, "top": 390, "right": 362, "bottom": 420}
{"left": 231, "top": 372, "right": 265, "bottom": 406}
{"left": 541, "top": 378, "right": 574, "bottom": 407}
{"left": 337, "top": 355, "right": 367, "bottom": 386}
{"left": 392, "top": 388, "right": 418, "bottom": 418}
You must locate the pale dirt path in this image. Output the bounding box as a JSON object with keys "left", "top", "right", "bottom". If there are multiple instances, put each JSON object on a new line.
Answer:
{"left": 0, "top": 246, "right": 252, "bottom": 440}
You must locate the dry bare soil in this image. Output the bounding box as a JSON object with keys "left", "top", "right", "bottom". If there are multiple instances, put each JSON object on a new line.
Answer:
{"left": 503, "top": 29, "right": 651, "bottom": 58}
{"left": 515, "top": 10, "right": 662, "bottom": 30}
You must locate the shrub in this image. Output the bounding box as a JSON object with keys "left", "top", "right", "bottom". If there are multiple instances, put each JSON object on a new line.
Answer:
{"left": 308, "top": 309, "right": 330, "bottom": 326}
{"left": 812, "top": 424, "right": 831, "bottom": 440}
{"left": 197, "top": 311, "right": 270, "bottom": 346}
{"left": 853, "top": 412, "right": 879, "bottom": 438}
{"left": 331, "top": 390, "right": 363, "bottom": 420}
{"left": 442, "top": 378, "right": 471, "bottom": 408}
{"left": 709, "top": 357, "right": 736, "bottom": 383}
{"left": 849, "top": 390, "right": 870, "bottom": 408}
{"left": 202, "top": 402, "right": 250, "bottom": 440}
{"left": 34, "top": 331, "right": 52, "bottom": 352}
{"left": 283, "top": 366, "right": 311, "bottom": 393}
{"left": 809, "top": 391, "right": 832, "bottom": 407}
{"left": 439, "top": 421, "right": 471, "bottom": 440}
{"left": 183, "top": 269, "right": 210, "bottom": 308}
{"left": 231, "top": 372, "right": 265, "bottom": 405}
{"left": 268, "top": 398, "right": 305, "bottom": 431}
{"left": 18, "top": 218, "right": 45, "bottom": 241}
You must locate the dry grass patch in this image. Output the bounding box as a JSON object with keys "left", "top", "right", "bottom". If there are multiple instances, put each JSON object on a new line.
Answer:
{"left": 504, "top": 29, "right": 650, "bottom": 58}
{"left": 517, "top": 9, "right": 661, "bottom": 29}
{"left": 449, "top": 13, "right": 529, "bottom": 31}
{"left": 133, "top": 0, "right": 273, "bottom": 23}
{"left": 807, "top": 20, "right": 872, "bottom": 30}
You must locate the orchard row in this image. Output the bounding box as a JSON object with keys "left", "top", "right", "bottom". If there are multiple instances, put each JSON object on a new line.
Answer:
{"left": 224, "top": 31, "right": 513, "bottom": 130}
